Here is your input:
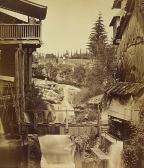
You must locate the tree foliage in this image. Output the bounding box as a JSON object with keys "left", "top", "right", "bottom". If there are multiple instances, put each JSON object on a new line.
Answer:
{"left": 88, "top": 12, "right": 107, "bottom": 61}
{"left": 45, "top": 62, "right": 58, "bottom": 81}
{"left": 73, "top": 65, "right": 86, "bottom": 85}
{"left": 25, "top": 84, "right": 47, "bottom": 114}
{"left": 123, "top": 103, "right": 144, "bottom": 168}
{"left": 86, "top": 12, "right": 116, "bottom": 96}
{"left": 32, "top": 64, "right": 45, "bottom": 79}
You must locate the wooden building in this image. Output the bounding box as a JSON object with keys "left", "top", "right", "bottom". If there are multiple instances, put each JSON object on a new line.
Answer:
{"left": 106, "top": 0, "right": 144, "bottom": 139}
{"left": 0, "top": 0, "right": 47, "bottom": 135}
{"left": 110, "top": 0, "right": 144, "bottom": 82}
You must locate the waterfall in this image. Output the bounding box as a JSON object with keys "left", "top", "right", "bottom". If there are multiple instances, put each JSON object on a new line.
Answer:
{"left": 24, "top": 113, "right": 30, "bottom": 123}
{"left": 39, "top": 135, "right": 75, "bottom": 168}
{"left": 108, "top": 141, "right": 123, "bottom": 168}
{"left": 0, "top": 118, "right": 4, "bottom": 135}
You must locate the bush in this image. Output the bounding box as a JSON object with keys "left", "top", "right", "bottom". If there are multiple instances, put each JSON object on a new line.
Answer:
{"left": 25, "top": 84, "right": 47, "bottom": 119}
{"left": 123, "top": 104, "right": 144, "bottom": 168}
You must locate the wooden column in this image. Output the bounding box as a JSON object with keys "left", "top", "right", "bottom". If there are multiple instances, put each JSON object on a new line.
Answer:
{"left": 19, "top": 44, "right": 25, "bottom": 124}
{"left": 15, "top": 47, "right": 21, "bottom": 126}
{"left": 24, "top": 48, "right": 29, "bottom": 88}
{"left": 28, "top": 52, "right": 32, "bottom": 86}
{"left": 15, "top": 44, "right": 25, "bottom": 130}
{"left": 24, "top": 48, "right": 33, "bottom": 87}
{"left": 98, "top": 103, "right": 101, "bottom": 137}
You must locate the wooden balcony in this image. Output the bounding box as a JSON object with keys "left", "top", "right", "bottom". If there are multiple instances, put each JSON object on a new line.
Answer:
{"left": 0, "top": 24, "right": 41, "bottom": 45}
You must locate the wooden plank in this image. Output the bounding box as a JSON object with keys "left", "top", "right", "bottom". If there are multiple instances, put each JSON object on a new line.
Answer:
{"left": 0, "top": 75, "right": 14, "bottom": 82}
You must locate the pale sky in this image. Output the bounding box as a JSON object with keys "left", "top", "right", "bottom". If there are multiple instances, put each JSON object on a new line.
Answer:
{"left": 6, "top": 0, "right": 117, "bottom": 54}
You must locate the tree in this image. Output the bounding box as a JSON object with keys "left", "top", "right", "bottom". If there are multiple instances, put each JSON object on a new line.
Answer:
{"left": 86, "top": 13, "right": 116, "bottom": 93}
{"left": 123, "top": 103, "right": 144, "bottom": 168}
{"left": 25, "top": 84, "right": 47, "bottom": 124}
{"left": 87, "top": 12, "right": 107, "bottom": 62}
{"left": 32, "top": 64, "right": 45, "bottom": 79}
{"left": 45, "top": 62, "right": 58, "bottom": 81}
{"left": 73, "top": 65, "right": 86, "bottom": 85}
{"left": 57, "top": 64, "right": 73, "bottom": 83}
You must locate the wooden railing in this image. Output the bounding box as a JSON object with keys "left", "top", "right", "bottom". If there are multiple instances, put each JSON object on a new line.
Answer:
{"left": 0, "top": 24, "right": 41, "bottom": 40}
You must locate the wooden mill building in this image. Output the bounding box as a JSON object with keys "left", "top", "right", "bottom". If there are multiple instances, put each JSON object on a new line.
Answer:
{"left": 0, "top": 0, "right": 47, "bottom": 136}
{"left": 106, "top": 0, "right": 144, "bottom": 139}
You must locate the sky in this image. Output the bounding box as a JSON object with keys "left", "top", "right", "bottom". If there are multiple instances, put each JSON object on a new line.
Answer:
{"left": 4, "top": 0, "right": 117, "bottom": 55}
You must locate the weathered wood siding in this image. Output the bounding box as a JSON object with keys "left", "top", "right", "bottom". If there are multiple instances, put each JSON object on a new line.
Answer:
{"left": 117, "top": 1, "right": 144, "bottom": 82}
{"left": 107, "top": 97, "right": 140, "bottom": 123}
{"left": 0, "top": 46, "right": 15, "bottom": 77}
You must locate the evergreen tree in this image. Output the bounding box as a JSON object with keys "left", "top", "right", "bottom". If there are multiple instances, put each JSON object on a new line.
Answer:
{"left": 88, "top": 12, "right": 107, "bottom": 62}
{"left": 86, "top": 12, "right": 116, "bottom": 94}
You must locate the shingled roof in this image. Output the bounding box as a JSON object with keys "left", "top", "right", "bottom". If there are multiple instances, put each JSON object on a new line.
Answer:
{"left": 0, "top": 0, "right": 47, "bottom": 20}
{"left": 106, "top": 82, "right": 144, "bottom": 96}
{"left": 88, "top": 95, "right": 103, "bottom": 105}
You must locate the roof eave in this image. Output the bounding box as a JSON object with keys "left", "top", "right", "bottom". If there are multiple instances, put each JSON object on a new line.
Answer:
{"left": 0, "top": 0, "right": 48, "bottom": 20}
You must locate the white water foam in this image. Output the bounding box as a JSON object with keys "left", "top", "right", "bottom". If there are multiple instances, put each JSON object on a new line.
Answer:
{"left": 108, "top": 141, "right": 123, "bottom": 168}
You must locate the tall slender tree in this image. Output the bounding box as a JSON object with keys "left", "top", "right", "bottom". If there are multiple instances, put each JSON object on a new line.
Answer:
{"left": 88, "top": 12, "right": 107, "bottom": 62}
{"left": 86, "top": 12, "right": 116, "bottom": 93}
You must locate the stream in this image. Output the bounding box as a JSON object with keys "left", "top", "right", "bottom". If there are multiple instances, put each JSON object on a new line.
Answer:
{"left": 108, "top": 141, "right": 123, "bottom": 168}
{"left": 39, "top": 83, "right": 124, "bottom": 168}
{"left": 39, "top": 135, "right": 75, "bottom": 168}
{"left": 39, "top": 84, "right": 80, "bottom": 168}
{"left": 53, "top": 84, "right": 80, "bottom": 123}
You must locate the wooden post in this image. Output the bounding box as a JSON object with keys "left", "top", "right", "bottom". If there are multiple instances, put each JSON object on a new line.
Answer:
{"left": 24, "top": 48, "right": 28, "bottom": 87}
{"left": 15, "top": 44, "right": 25, "bottom": 131}
{"left": 28, "top": 52, "right": 32, "bottom": 86}
{"left": 19, "top": 44, "right": 25, "bottom": 124}
{"left": 24, "top": 48, "right": 33, "bottom": 88}
{"left": 15, "top": 47, "right": 21, "bottom": 130}
{"left": 98, "top": 103, "right": 101, "bottom": 137}
{"left": 66, "top": 109, "right": 69, "bottom": 133}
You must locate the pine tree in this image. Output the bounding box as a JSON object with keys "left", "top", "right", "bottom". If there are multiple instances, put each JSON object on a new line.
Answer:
{"left": 86, "top": 12, "right": 116, "bottom": 93}
{"left": 88, "top": 12, "right": 107, "bottom": 63}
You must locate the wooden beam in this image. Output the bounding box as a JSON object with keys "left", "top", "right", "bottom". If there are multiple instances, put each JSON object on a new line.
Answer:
{"left": 0, "top": 40, "right": 41, "bottom": 46}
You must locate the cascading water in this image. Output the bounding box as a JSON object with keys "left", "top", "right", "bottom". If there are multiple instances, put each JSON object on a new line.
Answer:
{"left": 0, "top": 118, "right": 22, "bottom": 168}
{"left": 39, "top": 135, "right": 75, "bottom": 168}
{"left": 38, "top": 84, "right": 79, "bottom": 168}
{"left": 108, "top": 141, "right": 123, "bottom": 168}
{"left": 0, "top": 118, "right": 4, "bottom": 135}
{"left": 24, "top": 112, "right": 30, "bottom": 123}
